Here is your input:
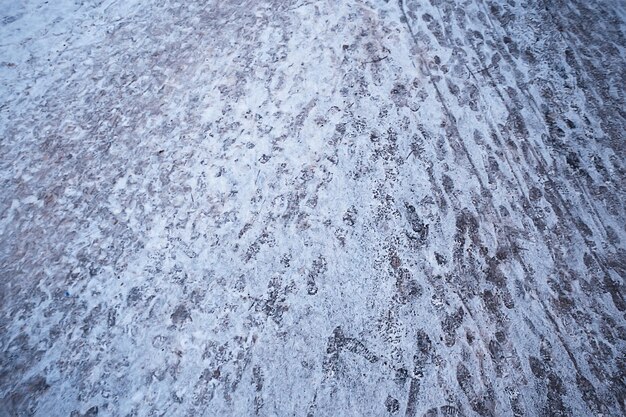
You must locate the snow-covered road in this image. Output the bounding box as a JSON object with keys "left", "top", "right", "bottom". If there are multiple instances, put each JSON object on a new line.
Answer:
{"left": 1, "top": 0, "right": 625, "bottom": 416}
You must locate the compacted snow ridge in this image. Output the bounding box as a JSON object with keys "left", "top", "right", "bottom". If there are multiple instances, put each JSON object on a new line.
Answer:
{"left": 1, "top": 0, "right": 625, "bottom": 416}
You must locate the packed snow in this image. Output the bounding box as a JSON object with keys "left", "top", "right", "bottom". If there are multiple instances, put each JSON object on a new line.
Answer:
{"left": 1, "top": 0, "right": 625, "bottom": 416}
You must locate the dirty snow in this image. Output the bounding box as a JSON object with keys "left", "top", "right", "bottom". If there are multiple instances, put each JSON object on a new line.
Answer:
{"left": 1, "top": 0, "right": 625, "bottom": 416}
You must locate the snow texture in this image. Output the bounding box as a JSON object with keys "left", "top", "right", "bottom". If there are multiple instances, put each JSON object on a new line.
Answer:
{"left": 1, "top": 0, "right": 625, "bottom": 416}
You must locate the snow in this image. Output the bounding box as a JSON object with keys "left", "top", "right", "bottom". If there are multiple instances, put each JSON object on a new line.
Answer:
{"left": 1, "top": 0, "right": 625, "bottom": 416}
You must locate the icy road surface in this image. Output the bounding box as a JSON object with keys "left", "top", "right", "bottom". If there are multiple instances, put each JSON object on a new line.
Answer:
{"left": 1, "top": 0, "right": 625, "bottom": 416}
